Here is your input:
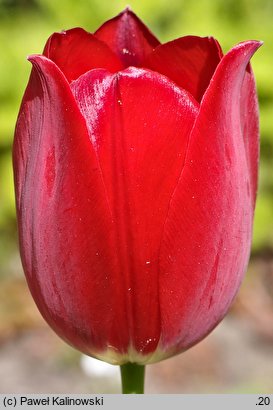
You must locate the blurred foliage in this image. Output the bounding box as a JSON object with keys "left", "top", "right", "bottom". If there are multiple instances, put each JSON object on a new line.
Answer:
{"left": 0, "top": 0, "right": 272, "bottom": 268}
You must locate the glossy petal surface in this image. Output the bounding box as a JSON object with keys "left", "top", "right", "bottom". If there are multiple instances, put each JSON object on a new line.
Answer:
{"left": 43, "top": 28, "right": 123, "bottom": 82}
{"left": 13, "top": 55, "right": 130, "bottom": 356}
{"left": 144, "top": 36, "right": 223, "bottom": 102}
{"left": 13, "top": 8, "right": 261, "bottom": 366}
{"left": 71, "top": 67, "right": 198, "bottom": 355}
{"left": 159, "top": 41, "right": 261, "bottom": 353}
{"left": 95, "top": 9, "right": 160, "bottom": 67}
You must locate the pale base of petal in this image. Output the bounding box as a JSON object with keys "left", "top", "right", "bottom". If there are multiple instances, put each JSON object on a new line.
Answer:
{"left": 88, "top": 343, "right": 177, "bottom": 365}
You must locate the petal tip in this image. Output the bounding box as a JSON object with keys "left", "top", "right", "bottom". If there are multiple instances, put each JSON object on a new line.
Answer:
{"left": 116, "top": 7, "right": 143, "bottom": 24}
{"left": 225, "top": 39, "right": 263, "bottom": 65}
{"left": 255, "top": 40, "right": 264, "bottom": 50}
{"left": 26, "top": 54, "right": 65, "bottom": 84}
{"left": 27, "top": 54, "right": 47, "bottom": 66}
{"left": 236, "top": 39, "right": 263, "bottom": 53}
{"left": 122, "top": 5, "right": 132, "bottom": 13}
{"left": 246, "top": 39, "right": 263, "bottom": 49}
{"left": 27, "top": 54, "right": 39, "bottom": 64}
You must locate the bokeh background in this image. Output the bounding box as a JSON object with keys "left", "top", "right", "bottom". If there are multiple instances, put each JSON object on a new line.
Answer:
{"left": 1, "top": 0, "right": 273, "bottom": 393}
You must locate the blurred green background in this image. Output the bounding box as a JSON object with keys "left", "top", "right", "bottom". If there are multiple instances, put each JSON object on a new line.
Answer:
{"left": 0, "top": 0, "right": 273, "bottom": 393}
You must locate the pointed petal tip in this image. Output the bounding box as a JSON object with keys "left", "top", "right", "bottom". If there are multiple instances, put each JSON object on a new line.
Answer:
{"left": 26, "top": 54, "right": 69, "bottom": 87}
{"left": 27, "top": 54, "right": 45, "bottom": 63}
{"left": 114, "top": 7, "right": 144, "bottom": 22}
{"left": 27, "top": 54, "right": 43, "bottom": 68}
{"left": 95, "top": 8, "right": 160, "bottom": 66}
{"left": 27, "top": 54, "right": 34, "bottom": 62}
{"left": 251, "top": 39, "right": 263, "bottom": 52}
{"left": 27, "top": 54, "right": 52, "bottom": 71}
{"left": 121, "top": 5, "right": 133, "bottom": 13}
{"left": 108, "top": 7, "right": 136, "bottom": 20}
{"left": 249, "top": 39, "right": 263, "bottom": 46}
{"left": 221, "top": 39, "right": 263, "bottom": 70}
{"left": 233, "top": 39, "right": 263, "bottom": 54}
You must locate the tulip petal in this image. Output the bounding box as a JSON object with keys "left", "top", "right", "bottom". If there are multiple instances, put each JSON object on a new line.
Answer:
{"left": 43, "top": 28, "right": 123, "bottom": 82}
{"left": 240, "top": 64, "right": 260, "bottom": 204}
{"left": 71, "top": 67, "right": 198, "bottom": 357}
{"left": 159, "top": 41, "right": 261, "bottom": 353}
{"left": 94, "top": 8, "right": 160, "bottom": 67}
{"left": 144, "top": 36, "right": 223, "bottom": 102}
{"left": 13, "top": 55, "right": 131, "bottom": 359}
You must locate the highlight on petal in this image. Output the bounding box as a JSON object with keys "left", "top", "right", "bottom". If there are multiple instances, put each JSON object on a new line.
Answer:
{"left": 43, "top": 28, "right": 123, "bottom": 82}
{"left": 95, "top": 8, "right": 160, "bottom": 67}
{"left": 144, "top": 36, "right": 223, "bottom": 102}
{"left": 13, "top": 55, "right": 130, "bottom": 359}
{"left": 71, "top": 66, "right": 198, "bottom": 358}
{"left": 158, "top": 41, "right": 262, "bottom": 355}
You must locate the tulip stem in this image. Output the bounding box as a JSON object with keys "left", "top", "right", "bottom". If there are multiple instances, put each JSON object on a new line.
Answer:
{"left": 120, "top": 363, "right": 145, "bottom": 394}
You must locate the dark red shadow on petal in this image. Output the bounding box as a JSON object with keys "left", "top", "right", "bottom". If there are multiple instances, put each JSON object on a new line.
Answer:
{"left": 95, "top": 8, "right": 160, "bottom": 67}
{"left": 144, "top": 36, "right": 223, "bottom": 102}
{"left": 43, "top": 28, "right": 123, "bottom": 82}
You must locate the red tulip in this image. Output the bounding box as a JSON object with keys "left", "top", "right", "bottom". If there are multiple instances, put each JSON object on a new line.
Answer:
{"left": 13, "top": 9, "right": 261, "bottom": 365}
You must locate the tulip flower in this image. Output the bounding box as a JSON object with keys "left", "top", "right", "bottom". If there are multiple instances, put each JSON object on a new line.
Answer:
{"left": 13, "top": 9, "right": 261, "bottom": 393}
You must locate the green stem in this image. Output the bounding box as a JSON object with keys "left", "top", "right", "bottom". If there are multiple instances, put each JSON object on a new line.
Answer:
{"left": 120, "top": 363, "right": 145, "bottom": 394}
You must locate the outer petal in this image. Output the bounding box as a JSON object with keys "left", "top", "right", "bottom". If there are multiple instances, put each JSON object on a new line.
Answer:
{"left": 240, "top": 64, "right": 260, "bottom": 204}
{"left": 158, "top": 41, "right": 261, "bottom": 355}
{"left": 94, "top": 8, "right": 160, "bottom": 67}
{"left": 43, "top": 28, "right": 123, "bottom": 82}
{"left": 144, "top": 36, "right": 223, "bottom": 102}
{"left": 13, "top": 55, "right": 130, "bottom": 361}
{"left": 71, "top": 67, "right": 198, "bottom": 361}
